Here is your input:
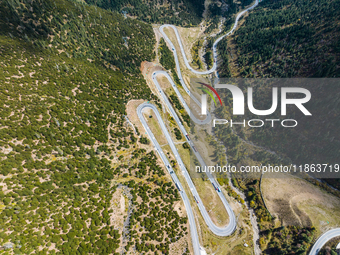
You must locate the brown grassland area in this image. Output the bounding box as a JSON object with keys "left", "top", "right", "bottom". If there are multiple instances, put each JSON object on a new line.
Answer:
{"left": 262, "top": 173, "right": 340, "bottom": 233}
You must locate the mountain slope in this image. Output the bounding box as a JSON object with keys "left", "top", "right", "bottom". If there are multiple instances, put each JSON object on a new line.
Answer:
{"left": 0, "top": 0, "right": 189, "bottom": 254}
{"left": 234, "top": 0, "right": 340, "bottom": 78}
{"left": 84, "top": 0, "right": 205, "bottom": 26}
{"left": 217, "top": 0, "right": 340, "bottom": 186}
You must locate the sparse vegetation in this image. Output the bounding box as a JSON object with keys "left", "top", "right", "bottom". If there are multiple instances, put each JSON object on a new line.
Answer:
{"left": 0, "top": 0, "right": 189, "bottom": 253}
{"left": 191, "top": 40, "right": 204, "bottom": 69}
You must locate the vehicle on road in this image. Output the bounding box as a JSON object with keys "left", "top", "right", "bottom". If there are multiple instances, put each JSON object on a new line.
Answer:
{"left": 212, "top": 182, "right": 217, "bottom": 190}
{"left": 212, "top": 183, "right": 221, "bottom": 192}
{"left": 140, "top": 1, "right": 261, "bottom": 247}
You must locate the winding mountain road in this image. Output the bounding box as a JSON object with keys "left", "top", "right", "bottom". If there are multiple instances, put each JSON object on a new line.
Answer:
{"left": 159, "top": 0, "right": 258, "bottom": 76}
{"left": 137, "top": 1, "right": 260, "bottom": 254}
{"left": 137, "top": 0, "right": 340, "bottom": 253}
{"left": 151, "top": 71, "right": 237, "bottom": 236}
{"left": 137, "top": 103, "right": 201, "bottom": 255}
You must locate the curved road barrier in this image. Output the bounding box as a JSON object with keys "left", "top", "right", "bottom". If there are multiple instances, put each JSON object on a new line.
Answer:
{"left": 309, "top": 228, "right": 340, "bottom": 255}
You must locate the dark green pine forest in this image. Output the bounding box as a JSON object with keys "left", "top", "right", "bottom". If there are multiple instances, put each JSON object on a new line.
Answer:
{"left": 218, "top": 0, "right": 340, "bottom": 78}
{"left": 216, "top": 0, "right": 340, "bottom": 189}
{"left": 84, "top": 0, "right": 205, "bottom": 26}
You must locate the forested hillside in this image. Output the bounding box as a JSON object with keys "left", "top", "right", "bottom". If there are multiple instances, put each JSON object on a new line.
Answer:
{"left": 0, "top": 0, "right": 189, "bottom": 254}
{"left": 227, "top": 0, "right": 340, "bottom": 78}
{"left": 216, "top": 0, "right": 340, "bottom": 188}
{"left": 84, "top": 0, "right": 205, "bottom": 26}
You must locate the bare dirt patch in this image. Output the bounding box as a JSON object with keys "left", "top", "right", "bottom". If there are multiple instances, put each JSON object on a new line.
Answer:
{"left": 173, "top": 200, "right": 187, "bottom": 217}
{"left": 140, "top": 61, "right": 167, "bottom": 97}
{"left": 120, "top": 193, "right": 125, "bottom": 214}
{"left": 126, "top": 100, "right": 145, "bottom": 134}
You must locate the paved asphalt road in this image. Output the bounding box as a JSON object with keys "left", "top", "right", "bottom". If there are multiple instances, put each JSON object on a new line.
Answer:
{"left": 137, "top": 0, "right": 340, "bottom": 253}
{"left": 149, "top": 0, "right": 260, "bottom": 239}
{"left": 137, "top": 103, "right": 202, "bottom": 255}
{"left": 309, "top": 228, "right": 340, "bottom": 255}
{"left": 151, "top": 70, "right": 237, "bottom": 233}
{"left": 138, "top": 1, "right": 259, "bottom": 254}
{"left": 159, "top": 0, "right": 259, "bottom": 75}
{"left": 158, "top": 0, "right": 340, "bottom": 254}
{"left": 152, "top": 70, "right": 211, "bottom": 124}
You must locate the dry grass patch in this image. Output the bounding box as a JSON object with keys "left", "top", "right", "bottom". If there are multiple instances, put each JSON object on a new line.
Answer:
{"left": 142, "top": 110, "right": 168, "bottom": 146}
{"left": 262, "top": 173, "right": 340, "bottom": 234}
{"left": 175, "top": 26, "right": 204, "bottom": 63}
